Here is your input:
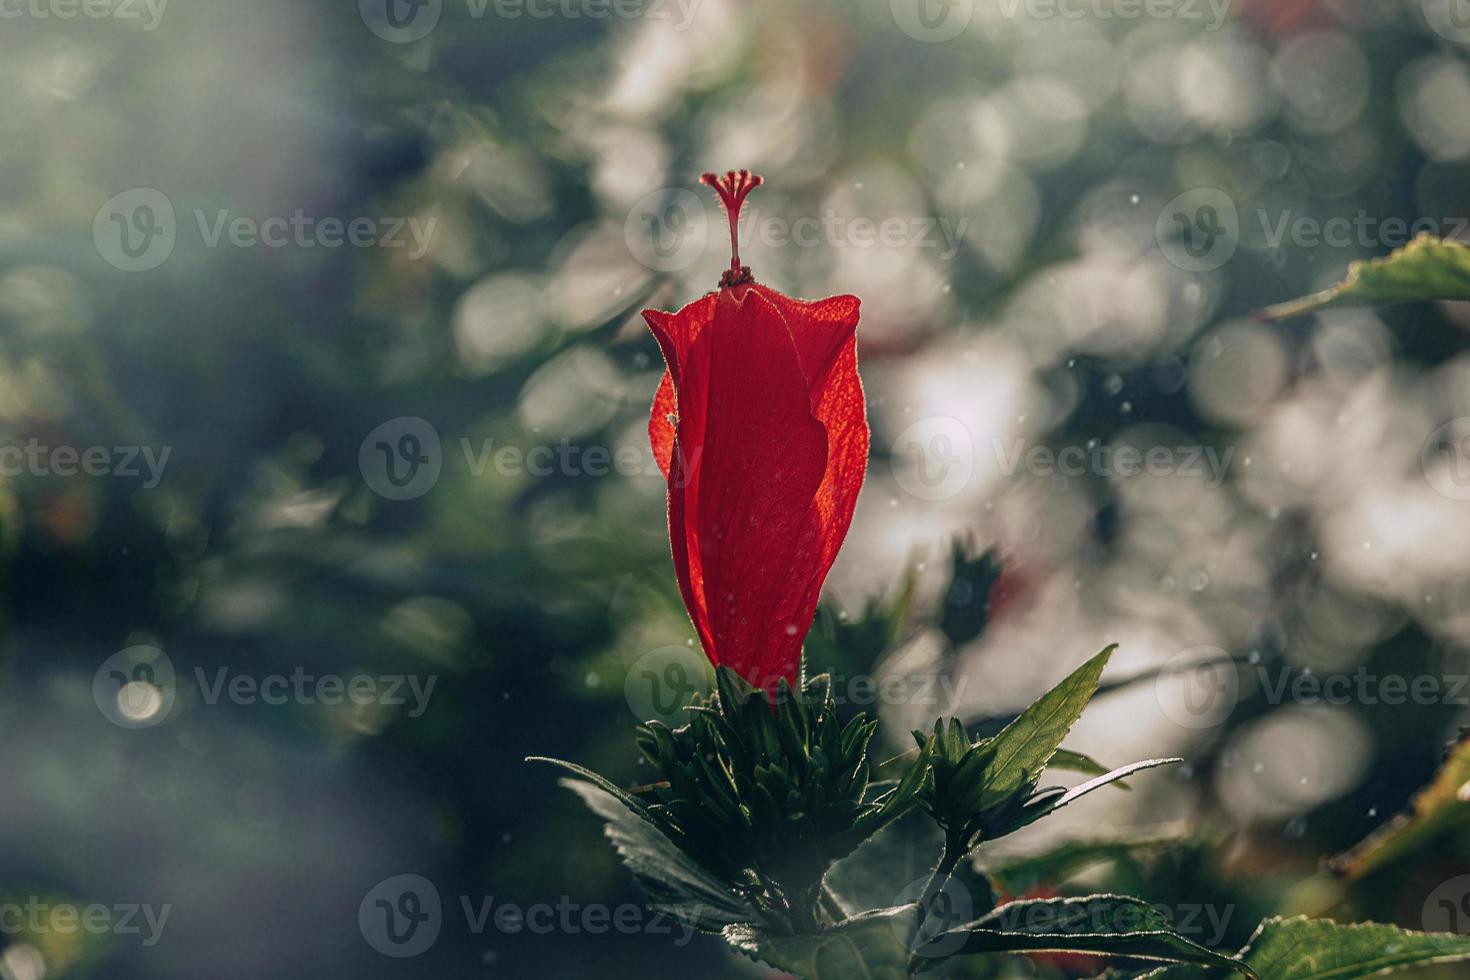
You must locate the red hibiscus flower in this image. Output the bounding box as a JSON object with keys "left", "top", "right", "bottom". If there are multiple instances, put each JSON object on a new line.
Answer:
{"left": 643, "top": 170, "right": 868, "bottom": 692}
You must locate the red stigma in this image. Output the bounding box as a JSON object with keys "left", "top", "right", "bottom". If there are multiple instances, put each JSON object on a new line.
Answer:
{"left": 701, "top": 169, "right": 763, "bottom": 288}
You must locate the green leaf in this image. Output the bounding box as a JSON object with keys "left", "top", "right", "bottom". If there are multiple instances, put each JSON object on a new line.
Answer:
{"left": 724, "top": 905, "right": 920, "bottom": 980}
{"left": 1328, "top": 732, "right": 1470, "bottom": 880}
{"left": 1141, "top": 916, "right": 1470, "bottom": 979}
{"left": 825, "top": 811, "right": 946, "bottom": 918}
{"left": 527, "top": 756, "right": 660, "bottom": 825}
{"left": 1259, "top": 235, "right": 1470, "bottom": 319}
{"left": 974, "top": 645, "right": 1116, "bottom": 813}
{"left": 557, "top": 779, "right": 759, "bottom": 932}
{"left": 856, "top": 731, "right": 935, "bottom": 837}
{"left": 1017, "top": 758, "right": 1183, "bottom": 828}
{"left": 1050, "top": 748, "right": 1122, "bottom": 781}
{"left": 936, "top": 894, "right": 1253, "bottom": 976}
{"left": 977, "top": 829, "right": 1191, "bottom": 895}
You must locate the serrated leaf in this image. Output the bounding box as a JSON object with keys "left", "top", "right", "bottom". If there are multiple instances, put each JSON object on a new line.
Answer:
{"left": 724, "top": 905, "right": 920, "bottom": 980}
{"left": 1329, "top": 733, "right": 1470, "bottom": 880}
{"left": 558, "top": 779, "right": 759, "bottom": 932}
{"left": 1140, "top": 915, "right": 1470, "bottom": 979}
{"left": 1259, "top": 235, "right": 1470, "bottom": 319}
{"left": 1017, "top": 759, "right": 1183, "bottom": 828}
{"left": 974, "top": 645, "right": 1116, "bottom": 812}
{"left": 528, "top": 756, "right": 660, "bottom": 825}
{"left": 935, "top": 894, "right": 1253, "bottom": 976}
{"left": 825, "top": 810, "right": 947, "bottom": 918}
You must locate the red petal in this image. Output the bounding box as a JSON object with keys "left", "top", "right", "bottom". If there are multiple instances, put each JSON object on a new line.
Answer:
{"left": 751, "top": 286, "right": 860, "bottom": 397}
{"left": 750, "top": 288, "right": 868, "bottom": 626}
{"left": 643, "top": 294, "right": 715, "bottom": 391}
{"left": 649, "top": 371, "right": 675, "bottom": 480}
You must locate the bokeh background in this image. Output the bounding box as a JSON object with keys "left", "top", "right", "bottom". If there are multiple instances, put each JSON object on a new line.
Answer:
{"left": 4, "top": 0, "right": 1470, "bottom": 976}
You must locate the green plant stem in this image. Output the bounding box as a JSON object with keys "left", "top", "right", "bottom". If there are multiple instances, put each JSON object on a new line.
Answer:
{"left": 791, "top": 883, "right": 821, "bottom": 933}
{"left": 915, "top": 828, "right": 968, "bottom": 936}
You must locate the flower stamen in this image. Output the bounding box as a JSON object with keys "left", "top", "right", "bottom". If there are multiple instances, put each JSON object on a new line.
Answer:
{"left": 701, "top": 169, "right": 763, "bottom": 288}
